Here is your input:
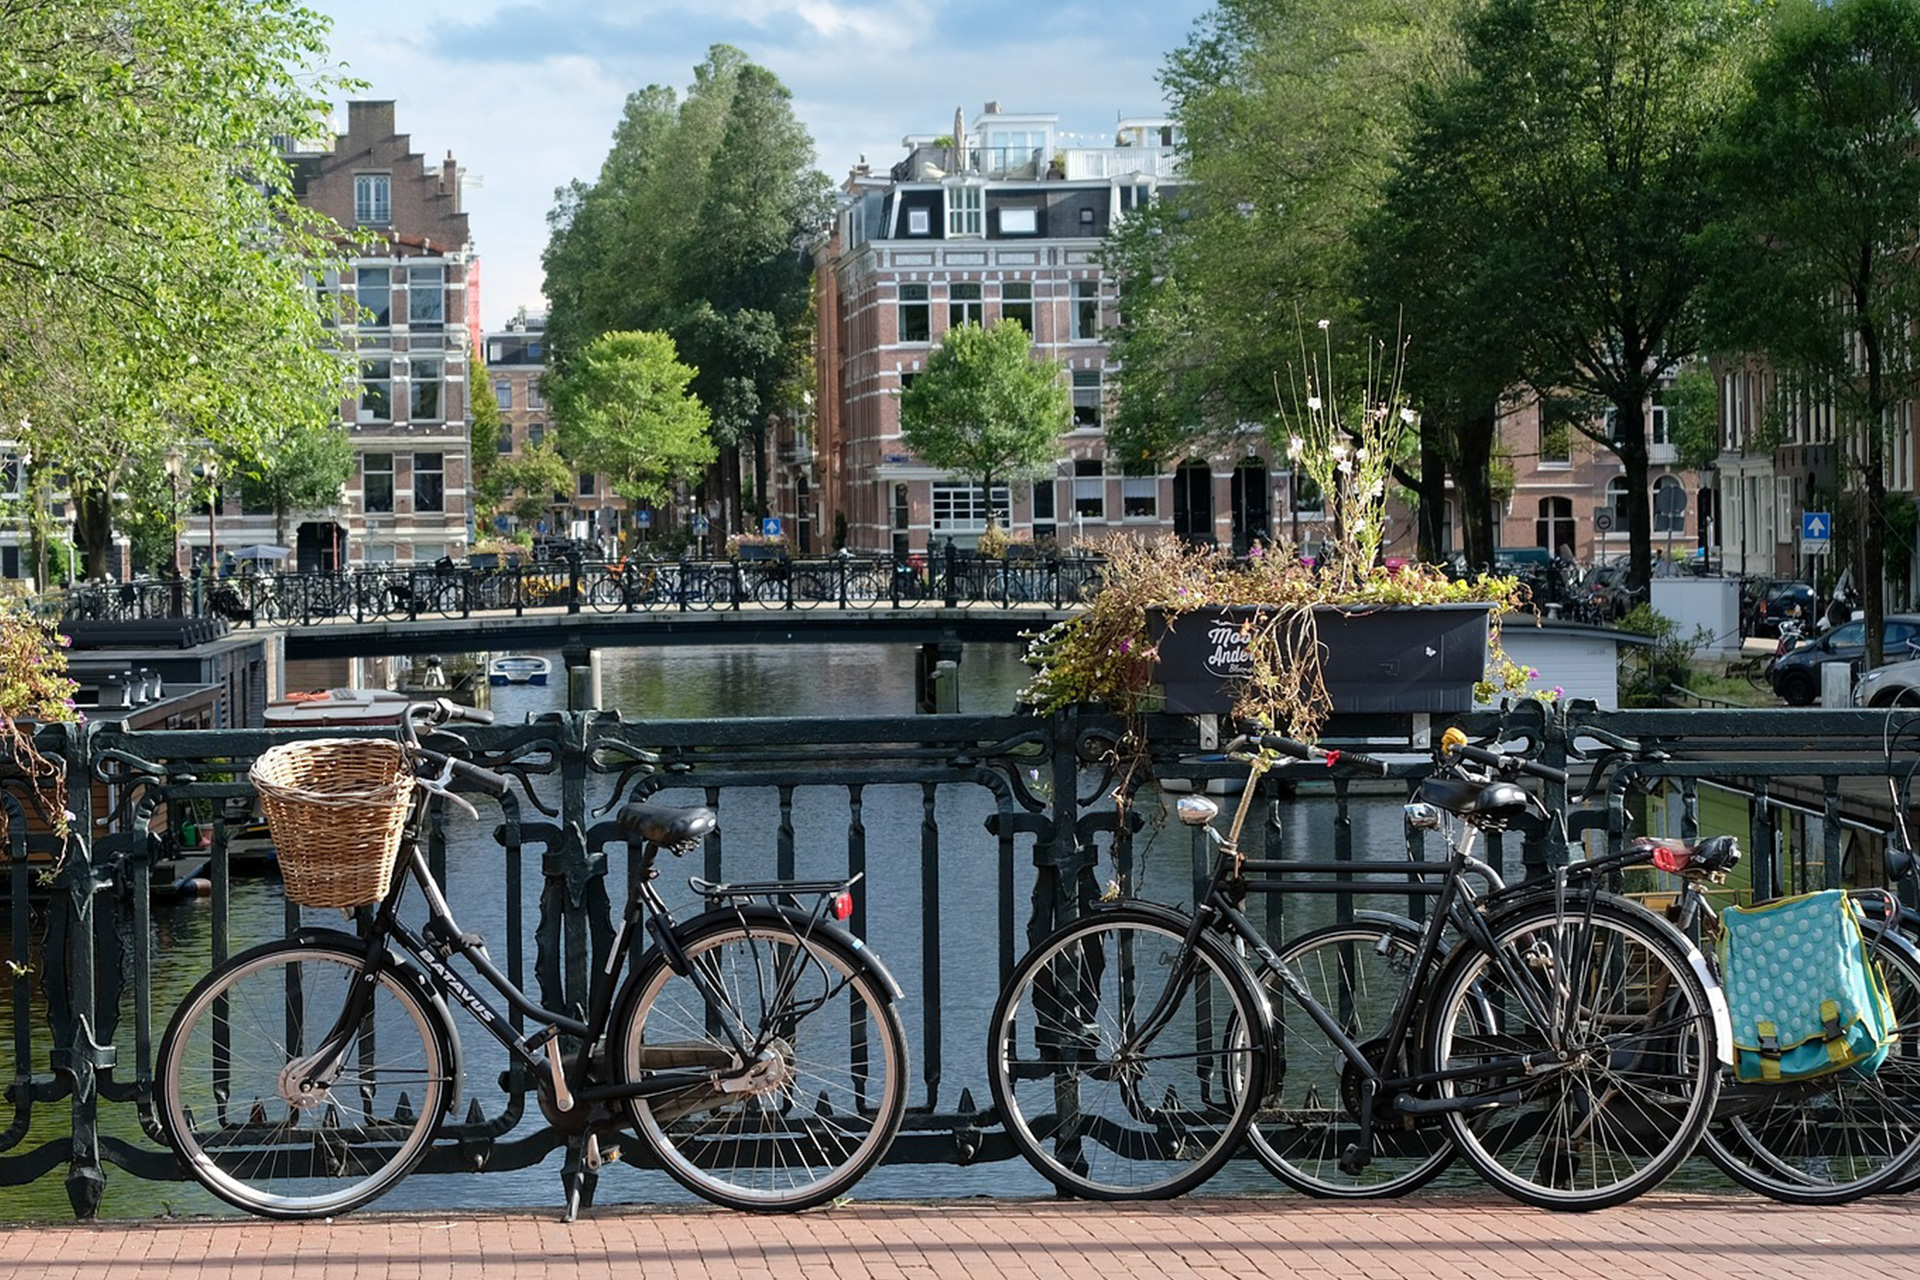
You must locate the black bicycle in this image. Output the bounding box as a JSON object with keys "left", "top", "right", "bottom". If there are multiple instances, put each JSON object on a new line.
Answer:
{"left": 987, "top": 730, "right": 1725, "bottom": 1209}
{"left": 152, "top": 700, "right": 910, "bottom": 1218}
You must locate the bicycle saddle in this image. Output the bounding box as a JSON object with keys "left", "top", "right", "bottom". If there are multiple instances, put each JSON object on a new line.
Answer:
{"left": 618, "top": 802, "right": 718, "bottom": 852}
{"left": 1417, "top": 777, "right": 1530, "bottom": 823}
{"left": 1631, "top": 833, "right": 1740, "bottom": 876}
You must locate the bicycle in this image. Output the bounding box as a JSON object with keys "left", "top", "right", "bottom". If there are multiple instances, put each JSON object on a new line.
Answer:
{"left": 152, "top": 699, "right": 910, "bottom": 1219}
{"left": 986, "top": 730, "right": 1725, "bottom": 1209}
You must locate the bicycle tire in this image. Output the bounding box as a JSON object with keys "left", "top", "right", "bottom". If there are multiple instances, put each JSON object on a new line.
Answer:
{"left": 1703, "top": 930, "right": 1920, "bottom": 1203}
{"left": 155, "top": 937, "right": 453, "bottom": 1219}
{"left": 613, "top": 912, "right": 908, "bottom": 1211}
{"left": 1247, "top": 923, "right": 1457, "bottom": 1198}
{"left": 986, "top": 907, "right": 1267, "bottom": 1200}
{"left": 1427, "top": 896, "right": 1720, "bottom": 1210}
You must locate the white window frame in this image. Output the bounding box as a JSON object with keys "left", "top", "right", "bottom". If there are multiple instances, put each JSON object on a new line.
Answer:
{"left": 931, "top": 481, "right": 1009, "bottom": 532}
{"left": 1000, "top": 207, "right": 1038, "bottom": 235}
{"left": 1121, "top": 474, "right": 1157, "bottom": 520}
{"left": 1073, "top": 460, "right": 1105, "bottom": 520}
{"left": 946, "top": 182, "right": 984, "bottom": 238}
{"left": 907, "top": 207, "right": 931, "bottom": 236}
{"left": 1071, "top": 280, "right": 1101, "bottom": 341}
{"left": 354, "top": 174, "right": 392, "bottom": 226}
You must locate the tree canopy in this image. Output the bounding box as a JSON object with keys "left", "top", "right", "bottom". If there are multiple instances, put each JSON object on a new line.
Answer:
{"left": 551, "top": 330, "right": 717, "bottom": 509}
{"left": 898, "top": 322, "right": 1071, "bottom": 520}
{"left": 0, "top": 0, "right": 358, "bottom": 578}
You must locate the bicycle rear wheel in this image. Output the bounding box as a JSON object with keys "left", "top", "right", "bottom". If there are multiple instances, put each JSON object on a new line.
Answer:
{"left": 1703, "top": 932, "right": 1920, "bottom": 1203}
{"left": 155, "top": 938, "right": 452, "bottom": 1219}
{"left": 1248, "top": 923, "right": 1457, "bottom": 1197}
{"left": 614, "top": 913, "right": 908, "bottom": 1211}
{"left": 1428, "top": 897, "right": 1720, "bottom": 1210}
{"left": 986, "top": 908, "right": 1267, "bottom": 1199}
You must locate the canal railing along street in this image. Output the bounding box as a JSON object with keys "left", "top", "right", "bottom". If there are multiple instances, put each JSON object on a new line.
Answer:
{"left": 2, "top": 701, "right": 1916, "bottom": 1218}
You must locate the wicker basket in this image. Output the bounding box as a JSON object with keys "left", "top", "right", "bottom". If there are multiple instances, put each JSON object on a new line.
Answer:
{"left": 251, "top": 738, "right": 414, "bottom": 908}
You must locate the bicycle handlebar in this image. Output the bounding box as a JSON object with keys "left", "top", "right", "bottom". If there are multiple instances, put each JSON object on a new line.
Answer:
{"left": 1442, "top": 738, "right": 1570, "bottom": 786}
{"left": 1248, "top": 734, "right": 1392, "bottom": 778}
{"left": 414, "top": 747, "right": 511, "bottom": 797}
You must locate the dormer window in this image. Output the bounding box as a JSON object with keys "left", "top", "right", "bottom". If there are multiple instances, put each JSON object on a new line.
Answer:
{"left": 354, "top": 174, "right": 391, "bottom": 226}
{"left": 907, "top": 207, "right": 930, "bottom": 236}
{"left": 946, "top": 182, "right": 984, "bottom": 238}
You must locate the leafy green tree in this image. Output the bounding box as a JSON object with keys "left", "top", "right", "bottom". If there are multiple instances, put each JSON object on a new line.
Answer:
{"left": 898, "top": 322, "right": 1070, "bottom": 525}
{"left": 469, "top": 367, "right": 506, "bottom": 491}
{"left": 477, "top": 441, "right": 574, "bottom": 532}
{"left": 551, "top": 331, "right": 716, "bottom": 512}
{"left": 543, "top": 49, "right": 829, "bottom": 530}
{"left": 0, "top": 0, "right": 356, "bottom": 577}
{"left": 1382, "top": 0, "right": 1762, "bottom": 592}
{"left": 235, "top": 420, "right": 354, "bottom": 547}
{"left": 1698, "top": 0, "right": 1920, "bottom": 663}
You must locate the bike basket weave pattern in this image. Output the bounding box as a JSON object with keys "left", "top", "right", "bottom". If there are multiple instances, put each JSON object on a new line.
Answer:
{"left": 1718, "top": 888, "right": 1896, "bottom": 1083}
{"left": 250, "top": 738, "right": 413, "bottom": 908}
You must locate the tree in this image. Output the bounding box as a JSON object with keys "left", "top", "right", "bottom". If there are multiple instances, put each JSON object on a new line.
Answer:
{"left": 476, "top": 441, "right": 574, "bottom": 533}
{"left": 551, "top": 331, "right": 716, "bottom": 512}
{"left": 0, "top": 0, "right": 357, "bottom": 577}
{"left": 1385, "top": 0, "right": 1763, "bottom": 593}
{"left": 543, "top": 49, "right": 829, "bottom": 532}
{"left": 236, "top": 420, "right": 353, "bottom": 547}
{"left": 898, "top": 322, "right": 1070, "bottom": 525}
{"left": 1698, "top": 0, "right": 1920, "bottom": 664}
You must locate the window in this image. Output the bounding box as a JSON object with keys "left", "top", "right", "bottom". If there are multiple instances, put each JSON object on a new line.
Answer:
{"left": 363, "top": 452, "right": 394, "bottom": 514}
{"left": 1072, "top": 280, "right": 1101, "bottom": 340}
{"left": 579, "top": 472, "right": 596, "bottom": 497}
{"left": 1072, "top": 370, "right": 1103, "bottom": 429}
{"left": 408, "top": 265, "right": 445, "bottom": 328}
{"left": 354, "top": 174, "right": 391, "bottom": 226}
{"left": 359, "top": 360, "right": 392, "bottom": 422}
{"left": 1073, "top": 460, "right": 1105, "bottom": 519}
{"left": 1031, "top": 477, "right": 1056, "bottom": 538}
{"left": 1000, "top": 207, "right": 1038, "bottom": 235}
{"left": 898, "top": 284, "right": 930, "bottom": 343}
{"left": 1653, "top": 475, "right": 1686, "bottom": 533}
{"left": 931, "top": 482, "right": 1009, "bottom": 531}
{"left": 1292, "top": 471, "right": 1323, "bottom": 513}
{"left": 409, "top": 358, "right": 443, "bottom": 421}
{"left": 947, "top": 183, "right": 984, "bottom": 237}
{"left": 527, "top": 383, "right": 545, "bottom": 411}
{"left": 0, "top": 453, "right": 19, "bottom": 497}
{"left": 1001, "top": 281, "right": 1033, "bottom": 332}
{"left": 413, "top": 452, "right": 444, "bottom": 513}
{"left": 949, "top": 282, "right": 983, "bottom": 329}
{"left": 497, "top": 426, "right": 513, "bottom": 454}
{"left": 1540, "top": 417, "right": 1570, "bottom": 464}
{"left": 1121, "top": 473, "right": 1157, "bottom": 519}
{"left": 1651, "top": 392, "right": 1670, "bottom": 446}
{"left": 1606, "top": 476, "right": 1632, "bottom": 522}
{"left": 529, "top": 422, "right": 545, "bottom": 446}
{"left": 907, "top": 207, "right": 931, "bottom": 236}
{"left": 493, "top": 379, "right": 513, "bottom": 409}
{"left": 356, "top": 267, "right": 391, "bottom": 327}
{"left": 1537, "top": 497, "right": 1575, "bottom": 552}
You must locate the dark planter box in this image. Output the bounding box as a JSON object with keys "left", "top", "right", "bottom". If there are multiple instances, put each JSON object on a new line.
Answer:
{"left": 1148, "top": 603, "right": 1492, "bottom": 715}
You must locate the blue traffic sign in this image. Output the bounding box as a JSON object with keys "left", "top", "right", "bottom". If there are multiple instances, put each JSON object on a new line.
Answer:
{"left": 1801, "top": 511, "right": 1831, "bottom": 542}
{"left": 761, "top": 517, "right": 783, "bottom": 538}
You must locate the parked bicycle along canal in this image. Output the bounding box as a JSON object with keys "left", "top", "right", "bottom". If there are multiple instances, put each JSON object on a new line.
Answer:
{"left": 5, "top": 641, "right": 1703, "bottom": 1219}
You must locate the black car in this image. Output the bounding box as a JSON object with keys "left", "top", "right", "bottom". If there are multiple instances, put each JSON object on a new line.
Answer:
{"left": 1765, "top": 615, "right": 1920, "bottom": 705}
{"left": 1743, "top": 578, "right": 1817, "bottom": 638}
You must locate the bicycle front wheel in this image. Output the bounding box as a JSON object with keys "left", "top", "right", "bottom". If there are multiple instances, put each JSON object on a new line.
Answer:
{"left": 1704, "top": 931, "right": 1920, "bottom": 1203}
{"left": 1428, "top": 897, "right": 1720, "bottom": 1210}
{"left": 614, "top": 915, "right": 908, "bottom": 1211}
{"left": 155, "top": 938, "right": 452, "bottom": 1219}
{"left": 1248, "top": 923, "right": 1456, "bottom": 1197}
{"left": 986, "top": 908, "right": 1267, "bottom": 1199}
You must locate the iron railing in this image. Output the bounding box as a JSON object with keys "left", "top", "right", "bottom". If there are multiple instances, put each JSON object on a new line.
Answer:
{"left": 47, "top": 549, "right": 1107, "bottom": 628}
{"left": 1, "top": 702, "right": 1912, "bottom": 1217}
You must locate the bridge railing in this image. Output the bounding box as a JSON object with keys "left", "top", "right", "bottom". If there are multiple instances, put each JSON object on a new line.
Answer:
{"left": 46, "top": 550, "right": 1110, "bottom": 627}
{"left": 3, "top": 702, "right": 1912, "bottom": 1217}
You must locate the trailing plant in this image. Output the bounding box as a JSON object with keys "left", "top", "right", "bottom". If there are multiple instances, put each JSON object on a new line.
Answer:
{"left": 0, "top": 599, "right": 80, "bottom": 860}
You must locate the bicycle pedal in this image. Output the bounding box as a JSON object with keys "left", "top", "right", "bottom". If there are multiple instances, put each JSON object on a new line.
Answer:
{"left": 584, "top": 1136, "right": 622, "bottom": 1171}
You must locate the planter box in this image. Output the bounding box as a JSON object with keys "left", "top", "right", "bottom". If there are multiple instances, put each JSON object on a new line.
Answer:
{"left": 1148, "top": 603, "right": 1492, "bottom": 715}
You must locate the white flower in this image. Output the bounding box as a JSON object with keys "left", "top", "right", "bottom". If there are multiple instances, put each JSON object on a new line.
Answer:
{"left": 1307, "top": 396, "right": 1322, "bottom": 411}
{"left": 1317, "top": 318, "right": 1330, "bottom": 330}
{"left": 1338, "top": 458, "right": 1353, "bottom": 474}
{"left": 1287, "top": 435, "right": 1305, "bottom": 460}
{"left": 1356, "top": 448, "right": 1369, "bottom": 462}
{"left": 1400, "top": 407, "right": 1416, "bottom": 424}
{"left": 1329, "top": 442, "right": 1348, "bottom": 460}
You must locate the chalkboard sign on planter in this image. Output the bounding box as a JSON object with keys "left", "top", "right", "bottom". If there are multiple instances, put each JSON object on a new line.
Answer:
{"left": 1148, "top": 603, "right": 1492, "bottom": 715}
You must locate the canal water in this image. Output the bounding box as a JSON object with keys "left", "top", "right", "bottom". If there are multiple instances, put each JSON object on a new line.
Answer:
{"left": 5, "top": 642, "right": 1525, "bottom": 1219}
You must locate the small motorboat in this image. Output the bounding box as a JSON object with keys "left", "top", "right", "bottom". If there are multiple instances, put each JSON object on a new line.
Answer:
{"left": 262, "top": 687, "right": 412, "bottom": 727}
{"left": 488, "top": 654, "right": 552, "bottom": 686}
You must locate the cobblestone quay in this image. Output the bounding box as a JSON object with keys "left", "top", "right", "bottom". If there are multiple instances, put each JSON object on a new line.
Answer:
{"left": 0, "top": 1194, "right": 1915, "bottom": 1280}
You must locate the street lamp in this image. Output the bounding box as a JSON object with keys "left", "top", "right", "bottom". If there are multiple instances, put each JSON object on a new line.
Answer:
{"left": 163, "top": 446, "right": 183, "bottom": 578}
{"left": 194, "top": 457, "right": 219, "bottom": 576}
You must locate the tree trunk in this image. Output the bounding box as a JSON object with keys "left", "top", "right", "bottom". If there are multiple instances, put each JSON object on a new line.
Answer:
{"left": 74, "top": 485, "right": 115, "bottom": 581}
{"left": 1610, "top": 392, "right": 1654, "bottom": 599}
{"left": 1454, "top": 409, "right": 1499, "bottom": 571}
{"left": 1413, "top": 429, "right": 1449, "bottom": 563}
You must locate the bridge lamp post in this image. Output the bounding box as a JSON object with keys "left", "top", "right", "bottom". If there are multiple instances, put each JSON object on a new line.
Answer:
{"left": 194, "top": 457, "right": 219, "bottom": 576}
{"left": 163, "top": 446, "right": 184, "bottom": 577}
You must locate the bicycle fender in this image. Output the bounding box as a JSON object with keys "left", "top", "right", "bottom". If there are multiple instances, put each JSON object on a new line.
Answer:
{"left": 287, "top": 927, "right": 467, "bottom": 1122}
{"left": 658, "top": 903, "right": 907, "bottom": 1003}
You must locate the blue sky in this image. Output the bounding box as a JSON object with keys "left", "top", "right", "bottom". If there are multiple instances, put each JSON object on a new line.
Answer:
{"left": 303, "top": 0, "right": 1213, "bottom": 330}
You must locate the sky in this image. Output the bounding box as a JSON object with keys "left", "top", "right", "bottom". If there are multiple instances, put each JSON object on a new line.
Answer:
{"left": 301, "top": 0, "right": 1214, "bottom": 332}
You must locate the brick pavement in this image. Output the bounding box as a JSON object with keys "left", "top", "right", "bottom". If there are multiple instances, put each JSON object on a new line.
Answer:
{"left": 0, "top": 1195, "right": 1915, "bottom": 1280}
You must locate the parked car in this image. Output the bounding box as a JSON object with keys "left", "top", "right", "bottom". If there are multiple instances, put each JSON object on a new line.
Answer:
{"left": 1766, "top": 615, "right": 1920, "bottom": 706}
{"left": 1742, "top": 577, "right": 1817, "bottom": 638}
{"left": 1854, "top": 657, "right": 1920, "bottom": 707}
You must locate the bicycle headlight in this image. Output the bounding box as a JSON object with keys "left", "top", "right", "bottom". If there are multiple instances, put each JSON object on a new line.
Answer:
{"left": 1403, "top": 801, "right": 1442, "bottom": 830}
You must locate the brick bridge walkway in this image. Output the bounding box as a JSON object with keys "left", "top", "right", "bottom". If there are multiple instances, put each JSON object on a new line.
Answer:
{"left": 0, "top": 1194, "right": 1914, "bottom": 1279}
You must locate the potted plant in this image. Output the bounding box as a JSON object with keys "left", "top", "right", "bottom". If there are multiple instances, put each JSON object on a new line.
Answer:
{"left": 0, "top": 598, "right": 81, "bottom": 864}
{"left": 1020, "top": 325, "right": 1536, "bottom": 741}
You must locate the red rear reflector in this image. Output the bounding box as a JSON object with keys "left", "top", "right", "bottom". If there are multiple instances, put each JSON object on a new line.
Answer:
{"left": 1651, "top": 847, "right": 1688, "bottom": 874}
{"left": 831, "top": 891, "right": 854, "bottom": 921}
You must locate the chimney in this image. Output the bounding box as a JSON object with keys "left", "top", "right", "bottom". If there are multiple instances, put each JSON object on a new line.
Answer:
{"left": 443, "top": 151, "right": 461, "bottom": 211}
{"left": 347, "top": 100, "right": 396, "bottom": 143}
{"left": 984, "top": 101, "right": 1001, "bottom": 115}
